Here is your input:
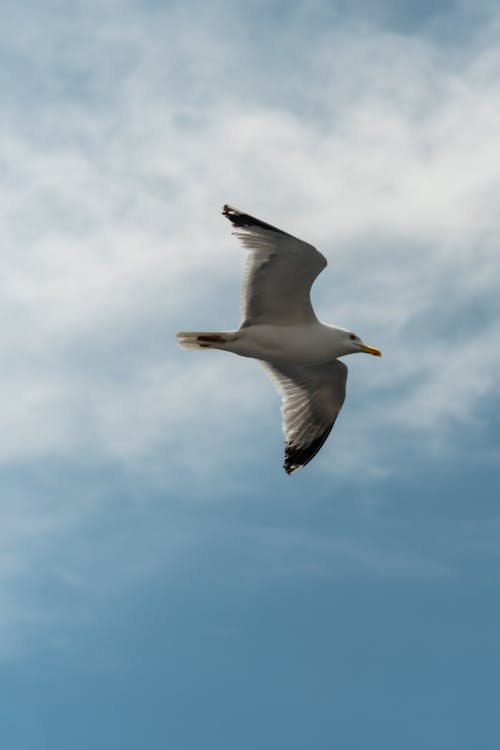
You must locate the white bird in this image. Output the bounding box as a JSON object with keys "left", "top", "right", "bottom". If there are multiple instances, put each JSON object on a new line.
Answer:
{"left": 177, "top": 205, "right": 381, "bottom": 475}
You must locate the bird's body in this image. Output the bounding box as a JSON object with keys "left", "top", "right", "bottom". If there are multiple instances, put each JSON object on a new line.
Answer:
{"left": 177, "top": 205, "right": 381, "bottom": 474}
{"left": 182, "top": 323, "right": 359, "bottom": 364}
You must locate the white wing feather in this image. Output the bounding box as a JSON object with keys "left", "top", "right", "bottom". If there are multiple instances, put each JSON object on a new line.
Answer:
{"left": 262, "top": 359, "right": 348, "bottom": 474}
{"left": 223, "top": 205, "right": 327, "bottom": 327}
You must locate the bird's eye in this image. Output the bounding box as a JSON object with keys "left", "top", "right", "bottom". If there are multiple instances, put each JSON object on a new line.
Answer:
{"left": 349, "top": 334, "right": 356, "bottom": 341}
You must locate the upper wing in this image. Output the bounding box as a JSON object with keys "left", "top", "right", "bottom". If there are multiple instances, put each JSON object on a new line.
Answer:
{"left": 262, "top": 359, "right": 348, "bottom": 474}
{"left": 223, "top": 205, "right": 327, "bottom": 328}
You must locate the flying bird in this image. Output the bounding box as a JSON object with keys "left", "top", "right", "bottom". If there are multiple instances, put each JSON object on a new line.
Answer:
{"left": 177, "top": 205, "right": 381, "bottom": 474}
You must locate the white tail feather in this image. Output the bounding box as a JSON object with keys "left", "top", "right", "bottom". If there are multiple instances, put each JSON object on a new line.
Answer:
{"left": 176, "top": 331, "right": 233, "bottom": 350}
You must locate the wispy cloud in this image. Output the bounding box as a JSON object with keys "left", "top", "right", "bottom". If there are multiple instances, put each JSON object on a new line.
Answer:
{"left": 1, "top": 0, "right": 500, "bottom": 659}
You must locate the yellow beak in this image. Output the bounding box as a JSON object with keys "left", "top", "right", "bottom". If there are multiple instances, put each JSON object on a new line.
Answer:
{"left": 360, "top": 344, "right": 382, "bottom": 357}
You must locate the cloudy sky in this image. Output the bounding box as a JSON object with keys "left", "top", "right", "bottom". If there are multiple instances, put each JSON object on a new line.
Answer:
{"left": 2, "top": 0, "right": 500, "bottom": 747}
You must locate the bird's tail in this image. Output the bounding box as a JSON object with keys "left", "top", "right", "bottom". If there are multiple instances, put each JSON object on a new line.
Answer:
{"left": 176, "top": 331, "right": 236, "bottom": 350}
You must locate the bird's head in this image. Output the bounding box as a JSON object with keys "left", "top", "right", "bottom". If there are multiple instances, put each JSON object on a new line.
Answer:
{"left": 339, "top": 329, "right": 382, "bottom": 357}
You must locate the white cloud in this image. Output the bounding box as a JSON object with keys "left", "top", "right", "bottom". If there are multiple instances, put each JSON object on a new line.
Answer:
{"left": 3, "top": 5, "right": 500, "bottom": 476}
{"left": 1, "top": 0, "right": 500, "bottom": 657}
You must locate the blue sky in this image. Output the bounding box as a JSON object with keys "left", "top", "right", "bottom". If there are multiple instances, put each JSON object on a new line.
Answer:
{"left": 2, "top": 0, "right": 500, "bottom": 747}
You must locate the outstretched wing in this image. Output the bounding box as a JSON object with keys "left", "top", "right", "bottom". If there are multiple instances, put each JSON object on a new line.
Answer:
{"left": 262, "top": 359, "right": 348, "bottom": 474}
{"left": 223, "top": 205, "right": 327, "bottom": 328}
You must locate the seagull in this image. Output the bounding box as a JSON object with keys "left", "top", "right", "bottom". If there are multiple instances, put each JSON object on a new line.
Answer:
{"left": 177, "top": 205, "right": 381, "bottom": 475}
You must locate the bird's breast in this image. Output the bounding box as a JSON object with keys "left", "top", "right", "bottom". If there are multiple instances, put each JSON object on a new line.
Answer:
{"left": 231, "top": 324, "right": 336, "bottom": 363}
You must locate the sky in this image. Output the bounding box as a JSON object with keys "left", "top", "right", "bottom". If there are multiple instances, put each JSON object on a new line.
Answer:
{"left": 1, "top": 0, "right": 500, "bottom": 747}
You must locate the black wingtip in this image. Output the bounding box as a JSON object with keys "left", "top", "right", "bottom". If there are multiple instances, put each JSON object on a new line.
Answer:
{"left": 283, "top": 424, "right": 335, "bottom": 475}
{"left": 222, "top": 204, "right": 289, "bottom": 236}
